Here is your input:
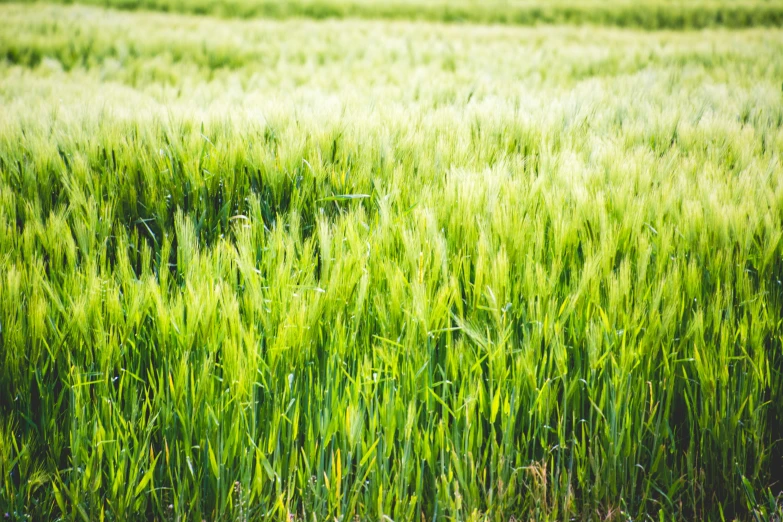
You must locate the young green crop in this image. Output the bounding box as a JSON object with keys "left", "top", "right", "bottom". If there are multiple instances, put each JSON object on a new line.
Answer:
{"left": 1, "top": 4, "right": 783, "bottom": 521}
{"left": 2, "top": 0, "right": 783, "bottom": 28}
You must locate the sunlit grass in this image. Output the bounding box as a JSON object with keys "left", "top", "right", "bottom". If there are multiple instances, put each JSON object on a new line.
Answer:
{"left": 2, "top": 0, "right": 783, "bottom": 28}
{"left": 1, "top": 4, "right": 783, "bottom": 521}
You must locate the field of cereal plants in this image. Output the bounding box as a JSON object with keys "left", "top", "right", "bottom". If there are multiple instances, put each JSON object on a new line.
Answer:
{"left": 1, "top": 1, "right": 783, "bottom": 520}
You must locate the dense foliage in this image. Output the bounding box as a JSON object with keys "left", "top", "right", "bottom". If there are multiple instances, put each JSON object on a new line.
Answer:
{"left": 1, "top": 4, "right": 783, "bottom": 521}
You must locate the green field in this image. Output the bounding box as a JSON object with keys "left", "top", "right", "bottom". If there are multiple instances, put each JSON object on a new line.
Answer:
{"left": 1, "top": 2, "right": 783, "bottom": 521}
{"left": 5, "top": 0, "right": 783, "bottom": 27}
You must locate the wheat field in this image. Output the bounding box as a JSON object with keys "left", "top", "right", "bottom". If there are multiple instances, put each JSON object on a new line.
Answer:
{"left": 1, "top": 2, "right": 783, "bottom": 521}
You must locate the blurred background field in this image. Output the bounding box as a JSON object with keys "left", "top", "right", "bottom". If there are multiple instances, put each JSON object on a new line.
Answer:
{"left": 4, "top": 0, "right": 783, "bottom": 27}
{"left": 1, "top": 1, "right": 783, "bottom": 521}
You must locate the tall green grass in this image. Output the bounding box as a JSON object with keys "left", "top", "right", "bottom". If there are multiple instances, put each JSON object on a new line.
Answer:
{"left": 3, "top": 0, "right": 783, "bottom": 28}
{"left": 1, "top": 5, "right": 783, "bottom": 521}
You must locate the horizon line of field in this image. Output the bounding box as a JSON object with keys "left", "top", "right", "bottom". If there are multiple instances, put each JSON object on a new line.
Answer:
{"left": 3, "top": 0, "right": 783, "bottom": 29}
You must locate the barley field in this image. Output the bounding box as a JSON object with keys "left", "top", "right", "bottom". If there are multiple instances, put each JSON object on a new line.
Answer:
{"left": 1, "top": 1, "right": 783, "bottom": 521}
